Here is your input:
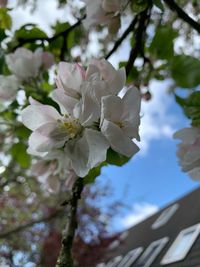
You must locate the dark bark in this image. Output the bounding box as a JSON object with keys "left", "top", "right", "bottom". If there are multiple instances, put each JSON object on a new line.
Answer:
{"left": 56, "top": 177, "right": 84, "bottom": 267}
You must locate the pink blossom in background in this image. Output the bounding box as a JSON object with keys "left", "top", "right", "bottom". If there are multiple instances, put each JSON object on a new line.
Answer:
{"left": 174, "top": 127, "right": 200, "bottom": 181}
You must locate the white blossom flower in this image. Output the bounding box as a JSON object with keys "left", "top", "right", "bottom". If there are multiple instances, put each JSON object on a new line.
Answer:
{"left": 56, "top": 59, "right": 125, "bottom": 103}
{"left": 31, "top": 150, "right": 75, "bottom": 193}
{"left": 22, "top": 59, "right": 141, "bottom": 179}
{"left": 0, "top": 75, "right": 19, "bottom": 102}
{"left": 174, "top": 127, "right": 200, "bottom": 181}
{"left": 6, "top": 48, "right": 54, "bottom": 81}
{"left": 22, "top": 91, "right": 109, "bottom": 177}
{"left": 82, "top": 0, "right": 125, "bottom": 33}
{"left": 100, "top": 88, "right": 141, "bottom": 157}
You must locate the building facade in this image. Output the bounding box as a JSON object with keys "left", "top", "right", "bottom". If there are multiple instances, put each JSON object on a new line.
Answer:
{"left": 96, "top": 186, "right": 200, "bottom": 267}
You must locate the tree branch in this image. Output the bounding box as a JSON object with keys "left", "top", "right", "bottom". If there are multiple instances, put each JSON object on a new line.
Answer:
{"left": 164, "top": 0, "right": 200, "bottom": 33}
{"left": 12, "top": 16, "right": 85, "bottom": 51}
{"left": 56, "top": 177, "right": 84, "bottom": 267}
{"left": 126, "top": 8, "right": 151, "bottom": 76}
{"left": 0, "top": 209, "right": 63, "bottom": 239}
{"left": 105, "top": 16, "right": 138, "bottom": 59}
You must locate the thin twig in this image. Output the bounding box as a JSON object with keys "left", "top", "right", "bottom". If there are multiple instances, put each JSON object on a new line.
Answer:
{"left": 164, "top": 0, "right": 200, "bottom": 33}
{"left": 105, "top": 16, "right": 138, "bottom": 59}
{"left": 56, "top": 177, "right": 84, "bottom": 267}
{"left": 0, "top": 210, "right": 63, "bottom": 239}
{"left": 12, "top": 16, "right": 85, "bottom": 51}
{"left": 126, "top": 8, "right": 151, "bottom": 76}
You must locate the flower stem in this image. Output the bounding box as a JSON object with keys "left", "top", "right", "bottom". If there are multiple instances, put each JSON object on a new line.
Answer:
{"left": 56, "top": 177, "right": 84, "bottom": 267}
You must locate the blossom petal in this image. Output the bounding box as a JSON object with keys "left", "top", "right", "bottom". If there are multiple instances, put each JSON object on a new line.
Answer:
{"left": 28, "top": 122, "right": 68, "bottom": 152}
{"left": 50, "top": 89, "right": 78, "bottom": 115}
{"left": 173, "top": 127, "right": 200, "bottom": 144}
{"left": 65, "top": 129, "right": 109, "bottom": 177}
{"left": 101, "top": 119, "right": 139, "bottom": 157}
{"left": 92, "top": 59, "right": 126, "bottom": 94}
{"left": 56, "top": 62, "right": 85, "bottom": 98}
{"left": 22, "top": 104, "right": 61, "bottom": 131}
{"left": 189, "top": 167, "right": 200, "bottom": 181}
{"left": 101, "top": 95, "right": 123, "bottom": 124}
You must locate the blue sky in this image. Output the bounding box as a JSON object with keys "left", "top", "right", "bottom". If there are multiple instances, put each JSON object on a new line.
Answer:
{"left": 8, "top": 0, "right": 199, "bottom": 232}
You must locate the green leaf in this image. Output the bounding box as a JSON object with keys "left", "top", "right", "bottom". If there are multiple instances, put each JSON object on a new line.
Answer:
{"left": 11, "top": 143, "right": 31, "bottom": 168}
{"left": 52, "top": 21, "right": 70, "bottom": 35}
{"left": 149, "top": 26, "right": 177, "bottom": 60}
{"left": 131, "top": 0, "right": 148, "bottom": 13}
{"left": 175, "top": 92, "right": 200, "bottom": 126}
{"left": 153, "top": 0, "right": 164, "bottom": 11}
{"left": 15, "top": 26, "right": 47, "bottom": 40}
{"left": 84, "top": 162, "right": 107, "bottom": 184}
{"left": 0, "top": 29, "right": 6, "bottom": 41}
{"left": 0, "top": 8, "right": 12, "bottom": 29}
{"left": 171, "top": 55, "right": 200, "bottom": 88}
{"left": 106, "top": 148, "right": 131, "bottom": 167}
{"left": 15, "top": 126, "right": 31, "bottom": 139}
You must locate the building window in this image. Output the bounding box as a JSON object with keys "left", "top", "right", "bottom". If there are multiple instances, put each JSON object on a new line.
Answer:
{"left": 106, "top": 255, "right": 123, "bottom": 267}
{"left": 161, "top": 223, "right": 200, "bottom": 265}
{"left": 152, "top": 203, "right": 179, "bottom": 230}
{"left": 117, "top": 247, "right": 143, "bottom": 267}
{"left": 134, "top": 237, "right": 169, "bottom": 267}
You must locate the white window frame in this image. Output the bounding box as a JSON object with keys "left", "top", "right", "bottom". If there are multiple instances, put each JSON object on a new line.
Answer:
{"left": 135, "top": 237, "right": 169, "bottom": 267}
{"left": 152, "top": 203, "right": 179, "bottom": 230}
{"left": 161, "top": 223, "right": 200, "bottom": 265}
{"left": 117, "top": 247, "right": 143, "bottom": 267}
{"left": 106, "top": 255, "right": 123, "bottom": 267}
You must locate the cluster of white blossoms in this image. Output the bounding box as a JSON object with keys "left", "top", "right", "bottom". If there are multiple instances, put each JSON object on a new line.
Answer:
{"left": 0, "top": 48, "right": 54, "bottom": 102}
{"left": 22, "top": 59, "right": 141, "bottom": 178}
{"left": 174, "top": 127, "right": 200, "bottom": 181}
{"left": 83, "top": 0, "right": 127, "bottom": 33}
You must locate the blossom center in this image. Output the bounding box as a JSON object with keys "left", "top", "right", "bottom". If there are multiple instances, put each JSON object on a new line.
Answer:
{"left": 59, "top": 116, "right": 82, "bottom": 139}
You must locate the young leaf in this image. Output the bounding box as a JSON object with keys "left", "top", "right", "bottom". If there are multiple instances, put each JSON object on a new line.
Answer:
{"left": 171, "top": 55, "right": 200, "bottom": 88}
{"left": 106, "top": 148, "right": 131, "bottom": 167}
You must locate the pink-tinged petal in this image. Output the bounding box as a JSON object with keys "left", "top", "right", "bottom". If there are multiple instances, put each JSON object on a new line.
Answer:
{"left": 108, "top": 15, "right": 121, "bottom": 34}
{"left": 85, "top": 64, "right": 100, "bottom": 79}
{"left": 27, "top": 147, "right": 47, "bottom": 157}
{"left": 56, "top": 62, "right": 85, "bottom": 97}
{"left": 173, "top": 127, "right": 200, "bottom": 144}
{"left": 50, "top": 89, "right": 78, "bottom": 115}
{"left": 0, "top": 75, "right": 19, "bottom": 102}
{"left": 22, "top": 104, "right": 61, "bottom": 131}
{"left": 28, "top": 122, "right": 68, "bottom": 152}
{"left": 101, "top": 119, "right": 139, "bottom": 157}
{"left": 0, "top": 0, "right": 7, "bottom": 7}
{"left": 65, "top": 129, "right": 109, "bottom": 177}
{"left": 92, "top": 59, "right": 126, "bottom": 94}
{"left": 47, "top": 175, "right": 60, "bottom": 193}
{"left": 42, "top": 52, "right": 54, "bottom": 69}
{"left": 102, "top": 0, "right": 122, "bottom": 13}
{"left": 79, "top": 84, "right": 100, "bottom": 126}
{"left": 6, "top": 48, "right": 42, "bottom": 80}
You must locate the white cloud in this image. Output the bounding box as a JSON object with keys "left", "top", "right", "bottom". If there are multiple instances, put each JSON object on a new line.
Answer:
{"left": 120, "top": 202, "right": 159, "bottom": 230}
{"left": 136, "top": 79, "right": 176, "bottom": 155}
